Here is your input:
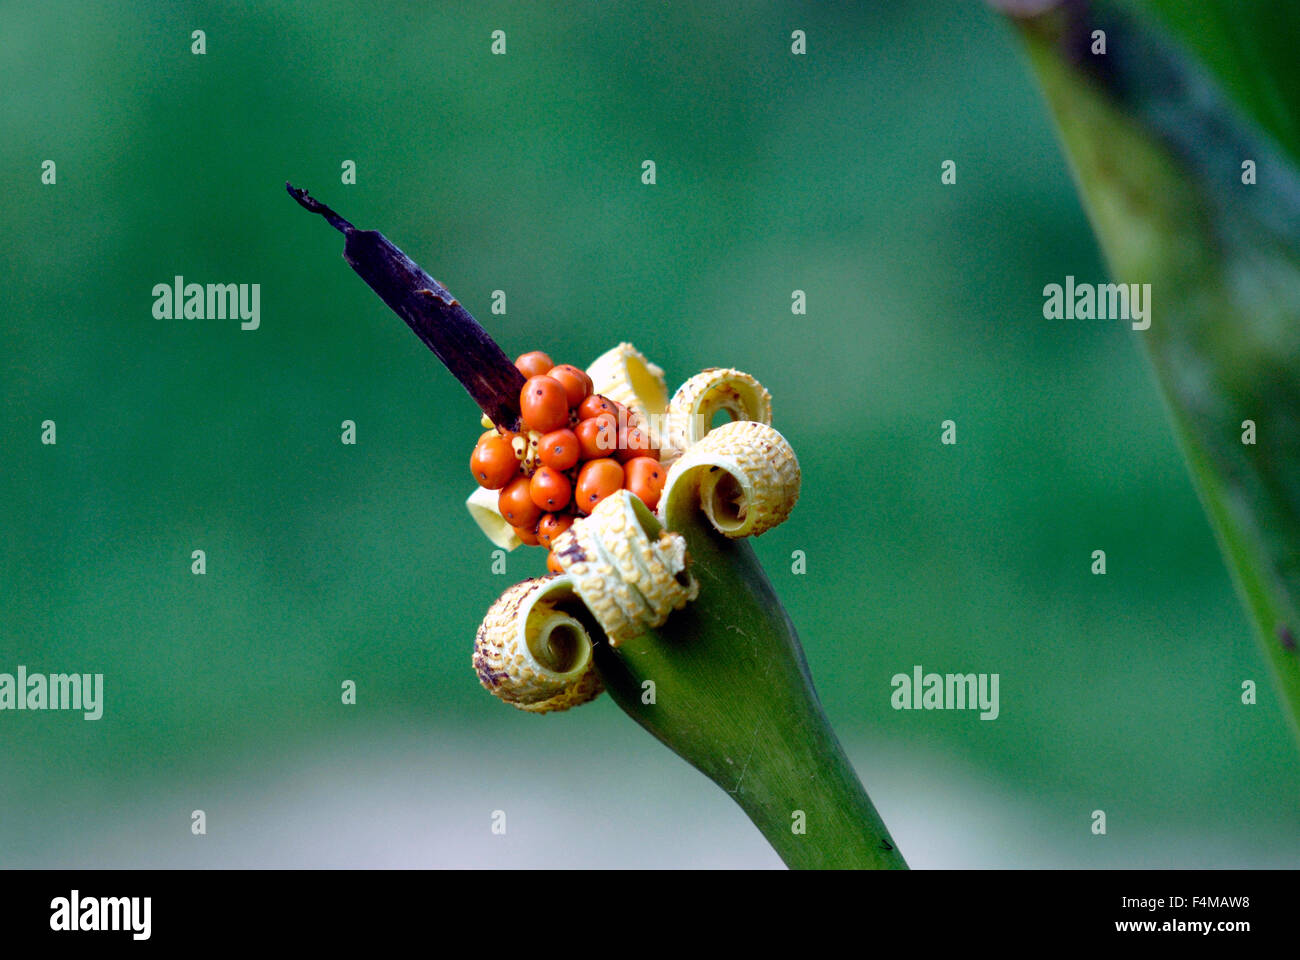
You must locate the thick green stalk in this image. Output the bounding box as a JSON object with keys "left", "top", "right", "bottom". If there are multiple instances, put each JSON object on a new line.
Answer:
{"left": 1003, "top": 1, "right": 1300, "bottom": 742}
{"left": 595, "top": 499, "right": 906, "bottom": 869}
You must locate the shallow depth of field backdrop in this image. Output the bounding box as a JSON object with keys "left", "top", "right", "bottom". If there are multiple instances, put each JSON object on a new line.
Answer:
{"left": 2, "top": 0, "right": 1297, "bottom": 867}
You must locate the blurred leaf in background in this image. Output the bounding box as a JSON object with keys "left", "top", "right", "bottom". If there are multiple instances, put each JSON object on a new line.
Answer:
{"left": 1003, "top": 0, "right": 1300, "bottom": 745}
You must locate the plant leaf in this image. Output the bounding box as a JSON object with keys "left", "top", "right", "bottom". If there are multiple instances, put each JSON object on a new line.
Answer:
{"left": 1002, "top": 0, "right": 1300, "bottom": 740}
{"left": 1137, "top": 0, "right": 1300, "bottom": 166}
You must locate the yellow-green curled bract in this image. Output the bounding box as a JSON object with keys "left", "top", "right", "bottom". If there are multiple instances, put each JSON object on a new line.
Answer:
{"left": 659, "top": 419, "right": 800, "bottom": 539}
{"left": 550, "top": 490, "right": 698, "bottom": 647}
{"left": 659, "top": 367, "right": 773, "bottom": 464}
{"left": 472, "top": 577, "right": 604, "bottom": 713}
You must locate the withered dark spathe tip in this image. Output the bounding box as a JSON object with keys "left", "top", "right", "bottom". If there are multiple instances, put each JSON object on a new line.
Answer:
{"left": 285, "top": 182, "right": 355, "bottom": 234}
{"left": 285, "top": 182, "right": 527, "bottom": 431}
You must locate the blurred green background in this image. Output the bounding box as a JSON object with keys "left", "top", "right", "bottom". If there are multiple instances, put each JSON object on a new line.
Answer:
{"left": 2, "top": 0, "right": 1296, "bottom": 867}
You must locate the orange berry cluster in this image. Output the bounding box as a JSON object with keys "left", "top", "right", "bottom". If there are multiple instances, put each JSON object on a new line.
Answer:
{"left": 470, "top": 350, "right": 666, "bottom": 573}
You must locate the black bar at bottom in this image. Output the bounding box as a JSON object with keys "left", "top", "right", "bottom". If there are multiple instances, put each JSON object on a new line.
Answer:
{"left": 0, "top": 868, "right": 1284, "bottom": 947}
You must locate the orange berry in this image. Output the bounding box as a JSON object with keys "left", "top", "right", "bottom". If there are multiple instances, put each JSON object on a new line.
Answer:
{"left": 537, "top": 512, "right": 574, "bottom": 549}
{"left": 498, "top": 475, "right": 542, "bottom": 528}
{"left": 529, "top": 466, "right": 572, "bottom": 512}
{"left": 575, "top": 458, "right": 625, "bottom": 513}
{"left": 520, "top": 375, "right": 570, "bottom": 433}
{"left": 624, "top": 456, "right": 666, "bottom": 511}
{"left": 470, "top": 434, "right": 518, "bottom": 489}
{"left": 618, "top": 424, "right": 657, "bottom": 462}
{"left": 575, "top": 414, "right": 619, "bottom": 460}
{"left": 538, "top": 428, "right": 580, "bottom": 471}
{"left": 512, "top": 521, "right": 541, "bottom": 547}
{"left": 515, "top": 351, "right": 554, "bottom": 379}
{"left": 548, "top": 364, "right": 593, "bottom": 408}
{"left": 546, "top": 550, "right": 564, "bottom": 575}
{"left": 577, "top": 394, "right": 620, "bottom": 421}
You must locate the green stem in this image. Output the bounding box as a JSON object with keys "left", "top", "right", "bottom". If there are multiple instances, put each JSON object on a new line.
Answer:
{"left": 595, "top": 503, "right": 906, "bottom": 869}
